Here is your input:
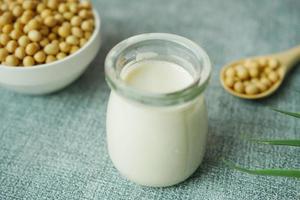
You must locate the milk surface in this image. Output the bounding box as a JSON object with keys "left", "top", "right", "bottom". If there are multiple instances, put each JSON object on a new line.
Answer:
{"left": 122, "top": 60, "right": 193, "bottom": 93}
{"left": 106, "top": 60, "right": 208, "bottom": 187}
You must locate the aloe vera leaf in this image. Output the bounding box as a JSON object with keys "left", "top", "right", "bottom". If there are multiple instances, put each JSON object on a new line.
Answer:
{"left": 223, "top": 159, "right": 300, "bottom": 178}
{"left": 271, "top": 108, "right": 300, "bottom": 118}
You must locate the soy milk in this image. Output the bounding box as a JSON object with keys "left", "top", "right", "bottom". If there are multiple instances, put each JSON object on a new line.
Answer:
{"left": 106, "top": 60, "right": 208, "bottom": 187}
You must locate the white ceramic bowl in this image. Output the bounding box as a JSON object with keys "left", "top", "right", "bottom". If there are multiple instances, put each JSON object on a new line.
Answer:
{"left": 0, "top": 10, "right": 101, "bottom": 95}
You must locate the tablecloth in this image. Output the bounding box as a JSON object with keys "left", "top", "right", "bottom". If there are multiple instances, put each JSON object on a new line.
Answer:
{"left": 0, "top": 0, "right": 300, "bottom": 199}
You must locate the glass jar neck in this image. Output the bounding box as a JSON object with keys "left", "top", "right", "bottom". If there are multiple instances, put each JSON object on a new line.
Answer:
{"left": 105, "top": 33, "right": 212, "bottom": 106}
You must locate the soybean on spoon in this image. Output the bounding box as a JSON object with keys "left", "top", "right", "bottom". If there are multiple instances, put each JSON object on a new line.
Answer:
{"left": 220, "top": 45, "right": 300, "bottom": 99}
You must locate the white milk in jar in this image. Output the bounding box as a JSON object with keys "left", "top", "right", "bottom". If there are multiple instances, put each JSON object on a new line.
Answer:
{"left": 105, "top": 33, "right": 212, "bottom": 187}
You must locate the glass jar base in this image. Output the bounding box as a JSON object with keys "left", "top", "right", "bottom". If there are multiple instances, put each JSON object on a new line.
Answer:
{"left": 109, "top": 152, "right": 205, "bottom": 187}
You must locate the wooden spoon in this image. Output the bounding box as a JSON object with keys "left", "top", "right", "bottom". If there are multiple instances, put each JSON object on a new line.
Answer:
{"left": 220, "top": 45, "right": 300, "bottom": 99}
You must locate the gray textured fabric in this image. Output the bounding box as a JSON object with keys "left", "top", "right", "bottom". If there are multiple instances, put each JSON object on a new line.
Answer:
{"left": 1, "top": 0, "right": 300, "bottom": 199}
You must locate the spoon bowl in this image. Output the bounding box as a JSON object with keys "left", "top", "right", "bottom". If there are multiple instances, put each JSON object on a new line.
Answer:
{"left": 220, "top": 45, "right": 300, "bottom": 99}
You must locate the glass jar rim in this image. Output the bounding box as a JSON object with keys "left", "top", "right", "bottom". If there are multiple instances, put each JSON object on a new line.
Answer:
{"left": 105, "top": 33, "right": 212, "bottom": 106}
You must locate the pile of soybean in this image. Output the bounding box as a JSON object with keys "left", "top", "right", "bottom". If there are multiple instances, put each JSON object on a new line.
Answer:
{"left": 224, "top": 58, "right": 283, "bottom": 95}
{"left": 0, "top": 0, "right": 94, "bottom": 67}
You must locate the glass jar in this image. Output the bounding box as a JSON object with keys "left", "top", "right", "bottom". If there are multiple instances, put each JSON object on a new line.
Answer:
{"left": 105, "top": 33, "right": 212, "bottom": 187}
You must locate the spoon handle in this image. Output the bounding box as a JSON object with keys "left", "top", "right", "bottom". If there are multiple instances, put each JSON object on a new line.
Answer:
{"left": 277, "top": 45, "right": 300, "bottom": 72}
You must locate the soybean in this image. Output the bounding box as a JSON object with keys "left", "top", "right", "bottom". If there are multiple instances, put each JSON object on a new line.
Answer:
{"left": 0, "top": 0, "right": 95, "bottom": 67}
{"left": 224, "top": 58, "right": 282, "bottom": 95}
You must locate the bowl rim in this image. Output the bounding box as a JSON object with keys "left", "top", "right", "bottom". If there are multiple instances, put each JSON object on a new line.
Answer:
{"left": 0, "top": 9, "right": 101, "bottom": 71}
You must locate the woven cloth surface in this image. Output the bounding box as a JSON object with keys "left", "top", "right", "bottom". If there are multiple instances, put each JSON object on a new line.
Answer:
{"left": 0, "top": 0, "right": 300, "bottom": 199}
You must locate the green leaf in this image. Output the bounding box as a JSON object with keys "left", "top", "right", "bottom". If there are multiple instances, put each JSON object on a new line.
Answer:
{"left": 271, "top": 107, "right": 300, "bottom": 118}
{"left": 240, "top": 135, "right": 300, "bottom": 147}
{"left": 250, "top": 139, "right": 300, "bottom": 147}
{"left": 223, "top": 159, "right": 300, "bottom": 178}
